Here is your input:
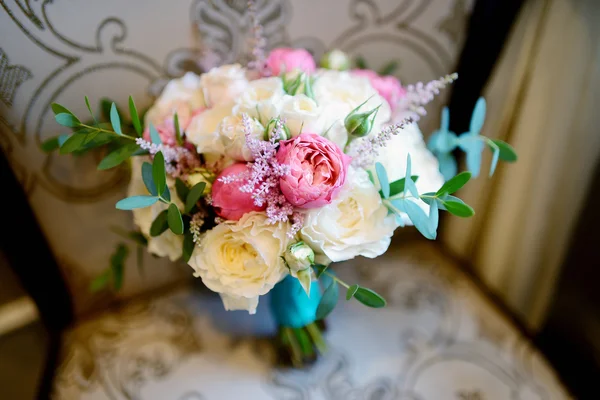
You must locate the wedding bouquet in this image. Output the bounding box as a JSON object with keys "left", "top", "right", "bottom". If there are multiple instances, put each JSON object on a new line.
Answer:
{"left": 46, "top": 3, "right": 516, "bottom": 367}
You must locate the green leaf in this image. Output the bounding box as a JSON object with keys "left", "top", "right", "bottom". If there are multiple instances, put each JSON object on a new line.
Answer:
{"left": 490, "top": 139, "right": 518, "bottom": 162}
{"left": 129, "top": 96, "right": 142, "bottom": 136}
{"left": 150, "top": 210, "right": 169, "bottom": 237}
{"left": 380, "top": 176, "right": 419, "bottom": 197}
{"left": 175, "top": 178, "right": 190, "bottom": 203}
{"left": 375, "top": 162, "right": 390, "bottom": 198}
{"left": 152, "top": 152, "right": 166, "bottom": 198}
{"left": 185, "top": 181, "right": 206, "bottom": 213}
{"left": 116, "top": 195, "right": 158, "bottom": 210}
{"left": 55, "top": 113, "right": 80, "bottom": 128}
{"left": 355, "top": 56, "right": 368, "bottom": 69}
{"left": 101, "top": 98, "right": 113, "bottom": 120}
{"left": 59, "top": 133, "right": 87, "bottom": 154}
{"left": 442, "top": 200, "right": 475, "bottom": 217}
{"left": 162, "top": 185, "right": 171, "bottom": 202}
{"left": 346, "top": 284, "right": 359, "bottom": 300}
{"left": 142, "top": 162, "right": 157, "bottom": 195}
{"left": 110, "top": 102, "right": 122, "bottom": 135}
{"left": 353, "top": 287, "right": 386, "bottom": 308}
{"left": 90, "top": 270, "right": 110, "bottom": 293}
{"left": 84, "top": 96, "right": 97, "bottom": 123}
{"left": 168, "top": 203, "right": 184, "bottom": 235}
{"left": 110, "top": 244, "right": 128, "bottom": 290}
{"left": 41, "top": 136, "right": 60, "bottom": 152}
{"left": 378, "top": 61, "right": 399, "bottom": 76}
{"left": 304, "top": 75, "right": 315, "bottom": 100}
{"left": 436, "top": 171, "right": 472, "bottom": 196}
{"left": 403, "top": 199, "right": 436, "bottom": 240}
{"left": 51, "top": 103, "right": 75, "bottom": 116}
{"left": 174, "top": 112, "right": 183, "bottom": 145}
{"left": 97, "top": 142, "right": 139, "bottom": 170}
{"left": 149, "top": 123, "right": 162, "bottom": 145}
{"left": 316, "top": 281, "right": 339, "bottom": 320}
{"left": 182, "top": 231, "right": 195, "bottom": 262}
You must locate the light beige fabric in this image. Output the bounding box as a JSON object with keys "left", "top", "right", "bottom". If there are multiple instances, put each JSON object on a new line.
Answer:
{"left": 0, "top": 0, "right": 473, "bottom": 314}
{"left": 441, "top": 0, "right": 600, "bottom": 330}
{"left": 52, "top": 242, "right": 569, "bottom": 400}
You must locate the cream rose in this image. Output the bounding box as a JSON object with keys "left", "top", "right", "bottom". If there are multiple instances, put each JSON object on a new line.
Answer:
{"left": 313, "top": 70, "right": 392, "bottom": 135}
{"left": 300, "top": 167, "right": 396, "bottom": 263}
{"left": 279, "top": 94, "right": 323, "bottom": 136}
{"left": 186, "top": 104, "right": 232, "bottom": 154}
{"left": 370, "top": 121, "right": 445, "bottom": 226}
{"left": 145, "top": 72, "right": 205, "bottom": 128}
{"left": 218, "top": 115, "right": 264, "bottom": 161}
{"left": 200, "top": 64, "right": 249, "bottom": 107}
{"left": 232, "top": 77, "right": 285, "bottom": 123}
{"left": 128, "top": 158, "right": 184, "bottom": 261}
{"left": 188, "top": 212, "right": 290, "bottom": 313}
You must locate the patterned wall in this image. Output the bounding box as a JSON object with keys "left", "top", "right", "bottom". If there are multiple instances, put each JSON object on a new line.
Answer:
{"left": 0, "top": 0, "right": 473, "bottom": 315}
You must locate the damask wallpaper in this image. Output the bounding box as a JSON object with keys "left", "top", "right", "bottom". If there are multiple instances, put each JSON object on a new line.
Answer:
{"left": 0, "top": 0, "right": 474, "bottom": 315}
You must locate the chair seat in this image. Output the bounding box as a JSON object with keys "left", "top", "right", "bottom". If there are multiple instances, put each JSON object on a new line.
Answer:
{"left": 52, "top": 242, "right": 570, "bottom": 399}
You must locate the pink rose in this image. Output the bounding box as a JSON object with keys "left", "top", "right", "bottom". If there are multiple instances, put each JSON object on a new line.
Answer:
{"left": 212, "top": 163, "right": 265, "bottom": 221}
{"left": 352, "top": 69, "right": 406, "bottom": 110}
{"left": 277, "top": 133, "right": 351, "bottom": 208}
{"left": 266, "top": 48, "right": 316, "bottom": 76}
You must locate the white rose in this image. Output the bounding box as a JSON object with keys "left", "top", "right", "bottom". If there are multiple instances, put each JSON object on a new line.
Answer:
{"left": 301, "top": 167, "right": 396, "bottom": 263}
{"left": 218, "top": 115, "right": 264, "bottom": 161}
{"left": 370, "top": 121, "right": 445, "bottom": 225}
{"left": 188, "top": 212, "right": 290, "bottom": 314}
{"left": 145, "top": 72, "right": 205, "bottom": 127}
{"left": 232, "top": 77, "right": 285, "bottom": 122}
{"left": 313, "top": 70, "right": 391, "bottom": 135}
{"left": 200, "top": 64, "right": 249, "bottom": 107}
{"left": 279, "top": 94, "right": 324, "bottom": 136}
{"left": 186, "top": 104, "right": 232, "bottom": 154}
{"left": 128, "top": 158, "right": 184, "bottom": 261}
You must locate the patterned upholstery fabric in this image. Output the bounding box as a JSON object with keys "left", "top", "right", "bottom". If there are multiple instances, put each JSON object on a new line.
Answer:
{"left": 53, "top": 242, "right": 569, "bottom": 399}
{"left": 0, "top": 0, "right": 473, "bottom": 315}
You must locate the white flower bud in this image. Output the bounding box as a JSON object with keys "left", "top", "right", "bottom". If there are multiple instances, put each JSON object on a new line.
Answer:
{"left": 284, "top": 241, "right": 315, "bottom": 273}
{"left": 320, "top": 49, "right": 350, "bottom": 71}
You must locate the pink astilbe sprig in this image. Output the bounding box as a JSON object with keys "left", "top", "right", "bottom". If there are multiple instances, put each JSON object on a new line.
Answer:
{"left": 219, "top": 113, "right": 302, "bottom": 237}
{"left": 135, "top": 138, "right": 200, "bottom": 178}
{"left": 347, "top": 117, "right": 414, "bottom": 169}
{"left": 246, "top": 0, "right": 269, "bottom": 76}
{"left": 397, "top": 73, "right": 458, "bottom": 120}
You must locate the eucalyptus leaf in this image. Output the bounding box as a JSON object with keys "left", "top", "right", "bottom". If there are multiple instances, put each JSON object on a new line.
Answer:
{"left": 110, "top": 102, "right": 122, "bottom": 135}
{"left": 168, "top": 203, "right": 184, "bottom": 235}
{"left": 185, "top": 182, "right": 206, "bottom": 213}
{"left": 353, "top": 287, "right": 386, "bottom": 308}
{"left": 51, "top": 103, "right": 75, "bottom": 116}
{"left": 428, "top": 198, "right": 439, "bottom": 235}
{"left": 162, "top": 185, "right": 171, "bottom": 202}
{"left": 150, "top": 210, "right": 169, "bottom": 237}
{"left": 142, "top": 162, "right": 157, "bottom": 196}
{"left": 404, "top": 199, "right": 436, "bottom": 240}
{"left": 491, "top": 139, "right": 518, "bottom": 162}
{"left": 375, "top": 162, "right": 390, "bottom": 198}
{"left": 149, "top": 123, "right": 162, "bottom": 144}
{"left": 152, "top": 152, "right": 166, "bottom": 198}
{"left": 84, "top": 96, "right": 96, "bottom": 123}
{"left": 459, "top": 134, "right": 485, "bottom": 177}
{"left": 346, "top": 284, "right": 359, "bottom": 300}
{"left": 436, "top": 171, "right": 472, "bottom": 196}
{"left": 57, "top": 134, "right": 70, "bottom": 147}
{"left": 489, "top": 145, "right": 500, "bottom": 177}
{"left": 404, "top": 154, "right": 419, "bottom": 197}
{"left": 97, "top": 142, "right": 139, "bottom": 170}
{"left": 55, "top": 113, "right": 80, "bottom": 128}
{"left": 437, "top": 152, "right": 458, "bottom": 181}
{"left": 90, "top": 270, "right": 110, "bottom": 293}
{"left": 442, "top": 200, "right": 475, "bottom": 217}
{"left": 59, "top": 133, "right": 86, "bottom": 154}
{"left": 129, "top": 96, "right": 142, "bottom": 136}
{"left": 110, "top": 244, "right": 128, "bottom": 290}
{"left": 316, "top": 281, "right": 339, "bottom": 320}
{"left": 469, "top": 97, "right": 487, "bottom": 135}
{"left": 182, "top": 231, "right": 195, "bottom": 262}
{"left": 381, "top": 176, "right": 419, "bottom": 198}
{"left": 175, "top": 178, "right": 190, "bottom": 203}
{"left": 115, "top": 195, "right": 158, "bottom": 210}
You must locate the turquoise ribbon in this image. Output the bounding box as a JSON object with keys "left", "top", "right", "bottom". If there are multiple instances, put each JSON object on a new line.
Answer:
{"left": 269, "top": 275, "right": 321, "bottom": 328}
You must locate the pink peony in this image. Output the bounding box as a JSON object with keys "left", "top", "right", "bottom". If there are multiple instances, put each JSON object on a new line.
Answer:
{"left": 212, "top": 163, "right": 265, "bottom": 221}
{"left": 266, "top": 48, "right": 316, "bottom": 76}
{"left": 352, "top": 69, "right": 406, "bottom": 110}
{"left": 276, "top": 133, "right": 351, "bottom": 209}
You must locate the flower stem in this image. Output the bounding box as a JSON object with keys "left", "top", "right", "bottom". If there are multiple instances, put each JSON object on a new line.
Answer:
{"left": 321, "top": 270, "right": 350, "bottom": 289}
{"left": 79, "top": 123, "right": 136, "bottom": 141}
